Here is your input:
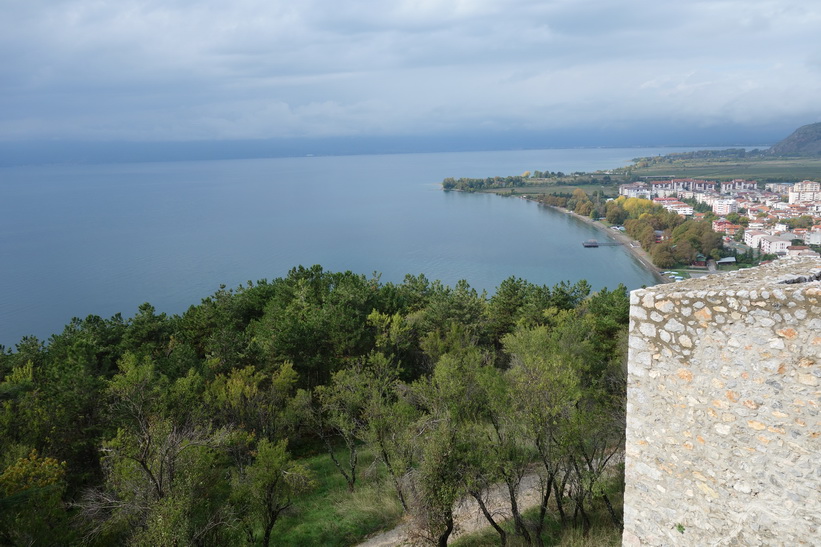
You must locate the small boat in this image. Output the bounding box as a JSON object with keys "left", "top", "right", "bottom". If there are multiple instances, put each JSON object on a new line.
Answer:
{"left": 582, "top": 239, "right": 599, "bottom": 248}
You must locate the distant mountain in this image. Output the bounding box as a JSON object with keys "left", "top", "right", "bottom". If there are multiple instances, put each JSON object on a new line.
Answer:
{"left": 768, "top": 122, "right": 821, "bottom": 156}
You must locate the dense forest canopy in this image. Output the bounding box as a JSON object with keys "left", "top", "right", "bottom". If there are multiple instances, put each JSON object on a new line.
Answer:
{"left": 0, "top": 266, "right": 630, "bottom": 545}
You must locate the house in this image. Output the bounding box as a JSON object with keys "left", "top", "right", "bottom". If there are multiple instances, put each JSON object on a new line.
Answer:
{"left": 785, "top": 246, "right": 819, "bottom": 258}
{"left": 712, "top": 219, "right": 743, "bottom": 236}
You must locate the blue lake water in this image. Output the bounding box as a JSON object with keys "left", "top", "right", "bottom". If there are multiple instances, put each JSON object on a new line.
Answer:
{"left": 0, "top": 147, "right": 694, "bottom": 346}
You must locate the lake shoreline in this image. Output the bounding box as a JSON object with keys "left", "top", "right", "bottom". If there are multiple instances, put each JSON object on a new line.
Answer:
{"left": 533, "top": 200, "right": 668, "bottom": 285}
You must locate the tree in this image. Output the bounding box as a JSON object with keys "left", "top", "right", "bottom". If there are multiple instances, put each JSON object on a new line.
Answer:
{"left": 78, "top": 354, "right": 237, "bottom": 545}
{"left": 504, "top": 321, "right": 584, "bottom": 537}
{"left": 575, "top": 200, "right": 593, "bottom": 217}
{"left": 605, "top": 202, "right": 628, "bottom": 225}
{"left": 254, "top": 268, "right": 380, "bottom": 388}
{"left": 205, "top": 362, "right": 299, "bottom": 441}
{"left": 650, "top": 242, "right": 677, "bottom": 268}
{"left": 0, "top": 450, "right": 70, "bottom": 546}
{"left": 312, "top": 365, "right": 369, "bottom": 492}
{"left": 232, "top": 439, "right": 314, "bottom": 546}
{"left": 407, "top": 416, "right": 462, "bottom": 547}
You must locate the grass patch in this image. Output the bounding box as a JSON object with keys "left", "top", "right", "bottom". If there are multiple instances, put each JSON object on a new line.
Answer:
{"left": 272, "top": 446, "right": 404, "bottom": 546}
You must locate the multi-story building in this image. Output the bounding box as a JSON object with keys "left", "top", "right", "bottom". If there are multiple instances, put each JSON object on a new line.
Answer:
{"left": 696, "top": 193, "right": 719, "bottom": 205}
{"left": 720, "top": 179, "right": 757, "bottom": 193}
{"left": 744, "top": 230, "right": 768, "bottom": 249}
{"left": 618, "top": 182, "right": 652, "bottom": 199}
{"left": 788, "top": 180, "right": 821, "bottom": 204}
{"left": 649, "top": 178, "right": 715, "bottom": 197}
{"left": 653, "top": 197, "right": 693, "bottom": 217}
{"left": 690, "top": 179, "right": 716, "bottom": 192}
{"left": 760, "top": 235, "right": 791, "bottom": 255}
{"left": 765, "top": 182, "right": 793, "bottom": 193}
{"left": 713, "top": 199, "right": 739, "bottom": 215}
{"left": 671, "top": 204, "right": 693, "bottom": 216}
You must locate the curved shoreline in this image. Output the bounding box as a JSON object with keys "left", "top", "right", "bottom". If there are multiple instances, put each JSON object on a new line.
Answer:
{"left": 533, "top": 200, "right": 668, "bottom": 285}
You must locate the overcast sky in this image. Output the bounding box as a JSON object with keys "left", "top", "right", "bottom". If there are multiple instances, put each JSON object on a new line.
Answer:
{"left": 2, "top": 0, "right": 820, "bottom": 147}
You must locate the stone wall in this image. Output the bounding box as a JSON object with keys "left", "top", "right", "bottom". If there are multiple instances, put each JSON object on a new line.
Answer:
{"left": 622, "top": 257, "right": 821, "bottom": 546}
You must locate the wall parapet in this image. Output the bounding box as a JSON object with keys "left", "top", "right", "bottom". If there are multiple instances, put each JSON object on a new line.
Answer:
{"left": 623, "top": 257, "right": 820, "bottom": 546}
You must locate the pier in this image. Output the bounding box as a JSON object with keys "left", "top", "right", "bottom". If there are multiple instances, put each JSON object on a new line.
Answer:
{"left": 582, "top": 239, "right": 623, "bottom": 247}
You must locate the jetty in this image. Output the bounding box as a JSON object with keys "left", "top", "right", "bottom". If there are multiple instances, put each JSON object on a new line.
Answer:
{"left": 582, "top": 239, "right": 622, "bottom": 247}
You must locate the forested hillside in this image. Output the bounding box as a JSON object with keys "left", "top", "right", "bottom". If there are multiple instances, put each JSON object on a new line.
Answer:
{"left": 0, "top": 266, "right": 629, "bottom": 545}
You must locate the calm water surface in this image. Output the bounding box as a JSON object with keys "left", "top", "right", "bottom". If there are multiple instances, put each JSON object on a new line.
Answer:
{"left": 0, "top": 148, "right": 689, "bottom": 346}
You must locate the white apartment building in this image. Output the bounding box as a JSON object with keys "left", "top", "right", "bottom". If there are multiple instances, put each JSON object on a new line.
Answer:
{"left": 672, "top": 204, "right": 694, "bottom": 216}
{"left": 788, "top": 180, "right": 821, "bottom": 204}
{"left": 619, "top": 182, "right": 652, "bottom": 199}
{"left": 765, "top": 183, "right": 793, "bottom": 193}
{"left": 696, "top": 193, "right": 718, "bottom": 205}
{"left": 713, "top": 199, "right": 739, "bottom": 215}
{"left": 759, "top": 236, "right": 791, "bottom": 255}
{"left": 744, "top": 230, "right": 768, "bottom": 249}
{"left": 720, "top": 179, "right": 757, "bottom": 193}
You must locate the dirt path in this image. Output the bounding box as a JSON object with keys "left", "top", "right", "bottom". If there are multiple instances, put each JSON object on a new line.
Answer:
{"left": 357, "top": 473, "right": 544, "bottom": 546}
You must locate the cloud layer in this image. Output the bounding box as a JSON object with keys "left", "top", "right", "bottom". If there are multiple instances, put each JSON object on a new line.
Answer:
{"left": 2, "top": 0, "right": 820, "bottom": 143}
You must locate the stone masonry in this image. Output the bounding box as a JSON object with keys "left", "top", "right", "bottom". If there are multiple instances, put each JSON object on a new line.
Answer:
{"left": 623, "top": 257, "right": 821, "bottom": 546}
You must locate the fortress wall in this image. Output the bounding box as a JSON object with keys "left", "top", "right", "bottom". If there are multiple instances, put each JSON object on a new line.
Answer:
{"left": 622, "top": 257, "right": 821, "bottom": 546}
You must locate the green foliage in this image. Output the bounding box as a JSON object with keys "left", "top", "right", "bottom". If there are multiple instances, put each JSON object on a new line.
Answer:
{"left": 442, "top": 176, "right": 526, "bottom": 191}
{"left": 0, "top": 266, "right": 631, "bottom": 544}
{"left": 232, "top": 438, "right": 315, "bottom": 546}
{"left": 618, "top": 196, "right": 722, "bottom": 267}
{"left": 0, "top": 450, "right": 71, "bottom": 546}
{"left": 784, "top": 215, "right": 815, "bottom": 230}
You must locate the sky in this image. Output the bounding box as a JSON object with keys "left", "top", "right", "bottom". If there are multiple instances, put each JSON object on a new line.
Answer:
{"left": 2, "top": 0, "right": 821, "bottom": 155}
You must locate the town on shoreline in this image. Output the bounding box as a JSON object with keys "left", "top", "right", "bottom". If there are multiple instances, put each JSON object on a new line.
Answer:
{"left": 442, "top": 155, "right": 821, "bottom": 281}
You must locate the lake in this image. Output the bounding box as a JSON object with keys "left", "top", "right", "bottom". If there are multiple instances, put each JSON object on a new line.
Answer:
{"left": 0, "top": 147, "right": 692, "bottom": 346}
